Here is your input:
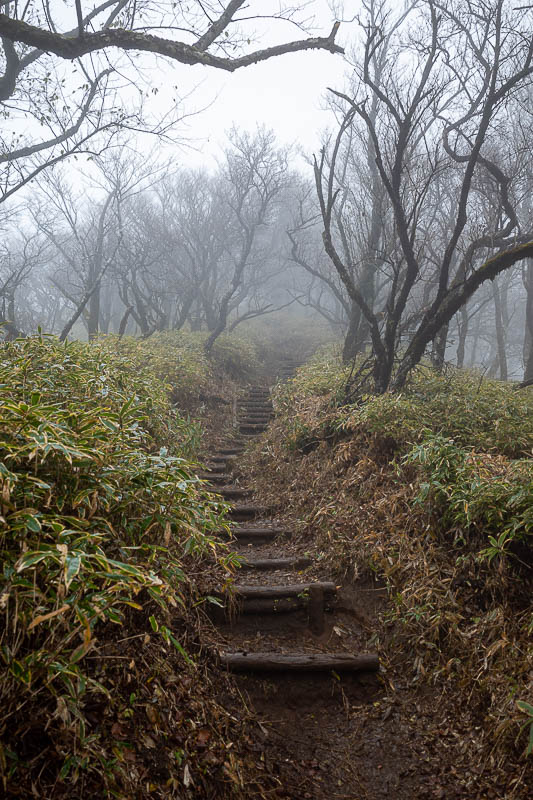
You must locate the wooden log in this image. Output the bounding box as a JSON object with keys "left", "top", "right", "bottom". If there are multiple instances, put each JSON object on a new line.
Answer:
{"left": 239, "top": 425, "right": 268, "bottom": 435}
{"left": 239, "top": 556, "right": 312, "bottom": 571}
{"left": 237, "top": 597, "right": 303, "bottom": 614}
{"left": 214, "top": 487, "right": 253, "bottom": 500}
{"left": 308, "top": 585, "right": 325, "bottom": 635}
{"left": 228, "top": 505, "right": 268, "bottom": 521}
{"left": 232, "top": 582, "right": 335, "bottom": 599}
{"left": 197, "top": 472, "right": 232, "bottom": 484}
{"left": 220, "top": 652, "right": 380, "bottom": 672}
{"left": 217, "top": 448, "right": 244, "bottom": 456}
{"left": 224, "top": 526, "right": 289, "bottom": 542}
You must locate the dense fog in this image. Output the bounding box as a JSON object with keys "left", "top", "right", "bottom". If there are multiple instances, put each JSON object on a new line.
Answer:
{"left": 1, "top": 0, "right": 532, "bottom": 386}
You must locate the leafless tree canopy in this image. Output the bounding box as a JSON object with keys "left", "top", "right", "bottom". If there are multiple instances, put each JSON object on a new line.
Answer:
{"left": 1, "top": 0, "right": 533, "bottom": 384}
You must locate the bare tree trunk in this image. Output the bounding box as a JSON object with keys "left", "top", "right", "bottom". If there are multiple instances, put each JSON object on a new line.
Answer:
{"left": 523, "top": 260, "right": 533, "bottom": 382}
{"left": 88, "top": 281, "right": 101, "bottom": 340}
{"left": 431, "top": 323, "right": 449, "bottom": 370}
{"left": 342, "top": 302, "right": 363, "bottom": 362}
{"left": 492, "top": 276, "right": 507, "bottom": 381}
{"left": 60, "top": 280, "right": 102, "bottom": 342}
{"left": 118, "top": 306, "right": 134, "bottom": 338}
{"left": 456, "top": 306, "right": 468, "bottom": 369}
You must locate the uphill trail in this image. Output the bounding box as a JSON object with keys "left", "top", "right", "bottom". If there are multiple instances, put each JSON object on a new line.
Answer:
{"left": 199, "top": 357, "right": 510, "bottom": 800}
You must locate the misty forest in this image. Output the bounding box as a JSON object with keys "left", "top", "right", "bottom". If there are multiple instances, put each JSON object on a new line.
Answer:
{"left": 0, "top": 2, "right": 532, "bottom": 798}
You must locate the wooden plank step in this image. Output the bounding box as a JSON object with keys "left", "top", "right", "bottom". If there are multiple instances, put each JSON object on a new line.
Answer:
{"left": 215, "top": 582, "right": 335, "bottom": 616}
{"left": 217, "top": 448, "right": 244, "bottom": 456}
{"left": 208, "top": 487, "right": 253, "bottom": 501}
{"left": 226, "top": 526, "right": 288, "bottom": 542}
{"left": 239, "top": 424, "right": 268, "bottom": 435}
{"left": 197, "top": 472, "right": 232, "bottom": 484}
{"left": 231, "top": 582, "right": 335, "bottom": 599}
{"left": 239, "top": 556, "right": 313, "bottom": 571}
{"left": 205, "top": 463, "right": 226, "bottom": 473}
{"left": 220, "top": 652, "right": 380, "bottom": 673}
{"left": 232, "top": 596, "right": 325, "bottom": 614}
{"left": 228, "top": 505, "right": 268, "bottom": 521}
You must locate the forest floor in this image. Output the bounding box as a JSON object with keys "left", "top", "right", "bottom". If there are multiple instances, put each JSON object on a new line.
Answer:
{"left": 204, "top": 376, "right": 532, "bottom": 800}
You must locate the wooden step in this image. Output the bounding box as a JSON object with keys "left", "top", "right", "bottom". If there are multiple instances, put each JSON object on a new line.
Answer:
{"left": 207, "top": 487, "right": 253, "bottom": 501}
{"left": 239, "top": 556, "right": 312, "bottom": 571}
{"left": 197, "top": 472, "right": 232, "bottom": 484}
{"left": 228, "top": 505, "right": 268, "bottom": 521}
{"left": 205, "top": 463, "right": 226, "bottom": 474}
{"left": 220, "top": 652, "right": 380, "bottom": 673}
{"left": 239, "top": 424, "right": 268, "bottom": 435}
{"left": 217, "top": 448, "right": 244, "bottom": 456}
{"left": 226, "top": 526, "right": 288, "bottom": 542}
{"left": 232, "top": 582, "right": 335, "bottom": 599}
{"left": 216, "top": 582, "right": 336, "bottom": 616}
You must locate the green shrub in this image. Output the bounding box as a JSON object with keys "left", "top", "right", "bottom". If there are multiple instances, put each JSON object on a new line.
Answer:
{"left": 403, "top": 433, "right": 533, "bottom": 561}
{"left": 106, "top": 330, "right": 260, "bottom": 407}
{"left": 0, "top": 334, "right": 233, "bottom": 790}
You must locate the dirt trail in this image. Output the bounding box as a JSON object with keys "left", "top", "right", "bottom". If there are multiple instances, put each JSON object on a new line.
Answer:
{"left": 201, "top": 359, "right": 512, "bottom": 800}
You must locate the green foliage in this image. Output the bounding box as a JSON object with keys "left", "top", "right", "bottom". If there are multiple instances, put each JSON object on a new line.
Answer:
{"left": 107, "top": 330, "right": 260, "bottom": 406}
{"left": 0, "top": 334, "right": 232, "bottom": 791}
{"left": 517, "top": 700, "right": 533, "bottom": 757}
{"left": 275, "top": 344, "right": 349, "bottom": 401}
{"left": 403, "top": 434, "right": 533, "bottom": 560}
{"left": 276, "top": 353, "right": 533, "bottom": 459}
{"left": 343, "top": 366, "right": 533, "bottom": 458}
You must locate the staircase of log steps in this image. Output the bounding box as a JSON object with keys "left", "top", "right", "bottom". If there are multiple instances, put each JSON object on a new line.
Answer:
{"left": 200, "top": 355, "right": 380, "bottom": 677}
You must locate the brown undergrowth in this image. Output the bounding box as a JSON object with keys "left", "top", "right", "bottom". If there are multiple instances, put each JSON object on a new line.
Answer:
{"left": 244, "top": 354, "right": 533, "bottom": 797}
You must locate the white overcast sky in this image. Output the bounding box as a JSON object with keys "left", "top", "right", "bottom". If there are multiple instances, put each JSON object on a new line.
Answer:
{"left": 140, "top": 2, "right": 356, "bottom": 168}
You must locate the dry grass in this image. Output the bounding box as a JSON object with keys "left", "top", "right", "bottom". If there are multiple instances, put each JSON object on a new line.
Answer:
{"left": 244, "top": 363, "right": 533, "bottom": 791}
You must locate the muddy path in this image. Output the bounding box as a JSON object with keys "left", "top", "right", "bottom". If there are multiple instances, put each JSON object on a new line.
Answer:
{"left": 201, "top": 361, "right": 523, "bottom": 800}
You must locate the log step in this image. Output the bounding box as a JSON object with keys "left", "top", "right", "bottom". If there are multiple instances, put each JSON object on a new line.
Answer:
{"left": 240, "top": 424, "right": 268, "bottom": 435}
{"left": 197, "top": 472, "right": 232, "bottom": 484}
{"left": 216, "top": 582, "right": 335, "bottom": 615}
{"left": 239, "top": 556, "right": 312, "bottom": 571}
{"left": 207, "top": 487, "right": 253, "bottom": 501}
{"left": 220, "top": 652, "right": 380, "bottom": 673}
{"left": 231, "top": 582, "right": 336, "bottom": 599}
{"left": 217, "top": 448, "right": 244, "bottom": 456}
{"left": 228, "top": 505, "right": 268, "bottom": 521}
{"left": 226, "top": 526, "right": 289, "bottom": 542}
{"left": 205, "top": 463, "right": 226, "bottom": 474}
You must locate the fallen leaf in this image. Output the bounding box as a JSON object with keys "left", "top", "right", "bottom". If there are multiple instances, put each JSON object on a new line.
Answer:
{"left": 183, "top": 763, "right": 193, "bottom": 787}
{"left": 197, "top": 728, "right": 211, "bottom": 746}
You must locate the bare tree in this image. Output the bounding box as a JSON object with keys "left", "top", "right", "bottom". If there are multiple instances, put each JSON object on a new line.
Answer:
{"left": 0, "top": 3, "right": 342, "bottom": 200}
{"left": 314, "top": 0, "right": 533, "bottom": 393}
{"left": 204, "top": 127, "right": 289, "bottom": 353}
